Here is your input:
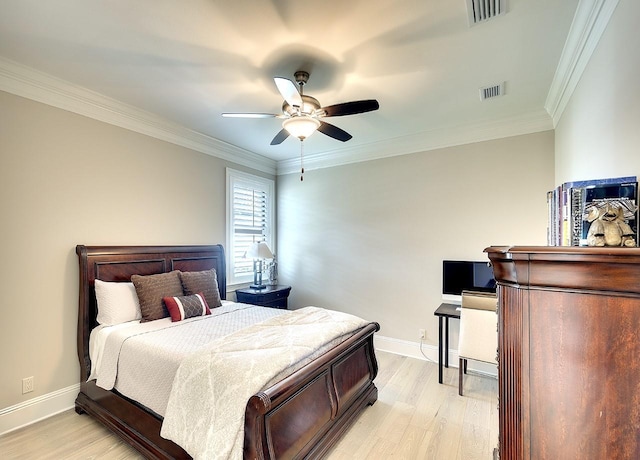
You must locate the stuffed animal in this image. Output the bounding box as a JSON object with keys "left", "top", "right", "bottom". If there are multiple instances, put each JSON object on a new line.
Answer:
{"left": 586, "top": 203, "right": 636, "bottom": 247}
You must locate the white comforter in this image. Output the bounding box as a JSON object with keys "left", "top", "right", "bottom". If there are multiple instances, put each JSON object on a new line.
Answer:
{"left": 91, "top": 301, "right": 285, "bottom": 416}
{"left": 160, "top": 306, "right": 370, "bottom": 460}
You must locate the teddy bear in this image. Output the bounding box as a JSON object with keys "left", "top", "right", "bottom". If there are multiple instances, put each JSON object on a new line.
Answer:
{"left": 586, "top": 202, "right": 636, "bottom": 247}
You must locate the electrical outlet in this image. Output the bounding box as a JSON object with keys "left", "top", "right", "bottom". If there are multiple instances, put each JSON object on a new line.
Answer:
{"left": 418, "top": 329, "right": 426, "bottom": 340}
{"left": 22, "top": 376, "right": 34, "bottom": 394}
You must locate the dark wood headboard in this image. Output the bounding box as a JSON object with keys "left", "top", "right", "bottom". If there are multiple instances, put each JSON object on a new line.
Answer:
{"left": 76, "top": 244, "right": 226, "bottom": 382}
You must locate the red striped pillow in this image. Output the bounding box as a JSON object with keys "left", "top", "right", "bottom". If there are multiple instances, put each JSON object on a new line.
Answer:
{"left": 163, "top": 293, "right": 211, "bottom": 322}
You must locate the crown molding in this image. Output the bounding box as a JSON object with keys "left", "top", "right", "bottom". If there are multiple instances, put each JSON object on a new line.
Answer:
{"left": 0, "top": 57, "right": 276, "bottom": 175}
{"left": 4, "top": 0, "right": 611, "bottom": 181}
{"left": 277, "top": 110, "right": 553, "bottom": 175}
{"left": 545, "top": 0, "right": 620, "bottom": 127}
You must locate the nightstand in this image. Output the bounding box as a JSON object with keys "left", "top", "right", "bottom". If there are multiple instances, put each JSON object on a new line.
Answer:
{"left": 235, "top": 285, "right": 291, "bottom": 309}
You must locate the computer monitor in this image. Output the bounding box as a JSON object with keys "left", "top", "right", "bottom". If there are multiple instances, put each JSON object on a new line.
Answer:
{"left": 442, "top": 260, "right": 496, "bottom": 296}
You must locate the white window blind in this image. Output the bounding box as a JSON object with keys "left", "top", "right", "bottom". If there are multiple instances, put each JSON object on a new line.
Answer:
{"left": 226, "top": 169, "right": 274, "bottom": 285}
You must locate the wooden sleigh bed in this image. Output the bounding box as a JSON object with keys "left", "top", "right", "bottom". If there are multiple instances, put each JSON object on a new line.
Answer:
{"left": 75, "top": 244, "right": 379, "bottom": 459}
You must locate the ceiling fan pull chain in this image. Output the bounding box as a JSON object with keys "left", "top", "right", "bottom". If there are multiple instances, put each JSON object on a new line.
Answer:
{"left": 300, "top": 141, "right": 305, "bottom": 181}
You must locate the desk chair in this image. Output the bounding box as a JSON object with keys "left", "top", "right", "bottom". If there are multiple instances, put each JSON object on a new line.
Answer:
{"left": 458, "top": 290, "right": 497, "bottom": 396}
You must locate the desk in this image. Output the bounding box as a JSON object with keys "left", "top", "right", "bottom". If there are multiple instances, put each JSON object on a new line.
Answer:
{"left": 433, "top": 302, "right": 461, "bottom": 384}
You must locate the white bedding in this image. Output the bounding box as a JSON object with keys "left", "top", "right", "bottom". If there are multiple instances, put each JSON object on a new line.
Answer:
{"left": 90, "top": 301, "right": 371, "bottom": 459}
{"left": 90, "top": 301, "right": 285, "bottom": 416}
{"left": 161, "top": 306, "right": 371, "bottom": 460}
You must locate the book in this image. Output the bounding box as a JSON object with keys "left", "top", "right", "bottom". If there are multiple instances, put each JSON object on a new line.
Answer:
{"left": 570, "top": 186, "right": 584, "bottom": 246}
{"left": 580, "top": 181, "right": 638, "bottom": 246}
{"left": 546, "top": 186, "right": 561, "bottom": 245}
{"left": 568, "top": 177, "right": 636, "bottom": 246}
{"left": 546, "top": 190, "right": 555, "bottom": 245}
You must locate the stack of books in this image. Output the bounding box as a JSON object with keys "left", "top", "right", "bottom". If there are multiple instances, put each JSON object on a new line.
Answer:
{"left": 547, "top": 176, "right": 638, "bottom": 246}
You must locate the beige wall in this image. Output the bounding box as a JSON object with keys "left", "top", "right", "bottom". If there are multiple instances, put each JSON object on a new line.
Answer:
{"left": 277, "top": 131, "right": 554, "bottom": 345}
{"left": 555, "top": 0, "right": 640, "bottom": 183}
{"left": 0, "top": 91, "right": 272, "bottom": 409}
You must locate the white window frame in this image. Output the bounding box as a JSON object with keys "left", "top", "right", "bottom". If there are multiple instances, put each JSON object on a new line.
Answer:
{"left": 226, "top": 168, "right": 275, "bottom": 286}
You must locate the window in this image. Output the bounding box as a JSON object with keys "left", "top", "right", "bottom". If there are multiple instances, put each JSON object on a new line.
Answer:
{"left": 226, "top": 169, "right": 275, "bottom": 285}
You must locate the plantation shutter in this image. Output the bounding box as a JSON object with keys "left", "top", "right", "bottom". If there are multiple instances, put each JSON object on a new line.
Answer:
{"left": 227, "top": 169, "right": 274, "bottom": 285}
{"left": 232, "top": 184, "right": 268, "bottom": 276}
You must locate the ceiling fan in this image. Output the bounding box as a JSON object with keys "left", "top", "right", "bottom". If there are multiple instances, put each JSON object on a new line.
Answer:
{"left": 222, "top": 70, "right": 379, "bottom": 146}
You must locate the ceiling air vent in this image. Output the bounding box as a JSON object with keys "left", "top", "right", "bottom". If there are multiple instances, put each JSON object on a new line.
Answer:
{"left": 466, "top": 0, "right": 506, "bottom": 26}
{"left": 479, "top": 82, "right": 505, "bottom": 101}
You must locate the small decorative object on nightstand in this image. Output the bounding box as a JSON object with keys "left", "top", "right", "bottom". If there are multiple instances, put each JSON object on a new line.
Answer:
{"left": 268, "top": 254, "right": 278, "bottom": 285}
{"left": 236, "top": 285, "right": 291, "bottom": 309}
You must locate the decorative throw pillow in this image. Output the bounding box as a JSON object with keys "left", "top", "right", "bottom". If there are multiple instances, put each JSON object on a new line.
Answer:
{"left": 94, "top": 280, "right": 141, "bottom": 325}
{"left": 163, "top": 293, "right": 211, "bottom": 322}
{"left": 179, "top": 268, "right": 222, "bottom": 308}
{"left": 131, "top": 271, "right": 183, "bottom": 322}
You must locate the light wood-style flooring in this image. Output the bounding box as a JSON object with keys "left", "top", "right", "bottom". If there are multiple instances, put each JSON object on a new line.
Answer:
{"left": 0, "top": 351, "right": 498, "bottom": 459}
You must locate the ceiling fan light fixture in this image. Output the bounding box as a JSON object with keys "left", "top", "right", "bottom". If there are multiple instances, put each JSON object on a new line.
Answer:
{"left": 283, "top": 115, "right": 320, "bottom": 140}
{"left": 222, "top": 71, "right": 378, "bottom": 146}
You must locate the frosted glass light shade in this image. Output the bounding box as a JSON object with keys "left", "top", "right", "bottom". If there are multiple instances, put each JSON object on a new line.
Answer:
{"left": 283, "top": 115, "right": 320, "bottom": 140}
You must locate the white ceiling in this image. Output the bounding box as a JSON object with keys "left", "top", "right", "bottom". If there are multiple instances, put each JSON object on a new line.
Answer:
{"left": 0, "top": 0, "right": 581, "bottom": 171}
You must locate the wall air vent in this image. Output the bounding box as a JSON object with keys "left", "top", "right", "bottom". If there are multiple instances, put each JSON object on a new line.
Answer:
{"left": 479, "top": 82, "right": 505, "bottom": 101}
{"left": 466, "top": 0, "right": 506, "bottom": 26}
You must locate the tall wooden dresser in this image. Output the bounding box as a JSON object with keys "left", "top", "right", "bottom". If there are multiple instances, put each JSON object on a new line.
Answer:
{"left": 485, "top": 246, "right": 640, "bottom": 460}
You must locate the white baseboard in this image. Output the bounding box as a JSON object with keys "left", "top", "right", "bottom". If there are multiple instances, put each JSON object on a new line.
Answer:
{"left": 374, "top": 334, "right": 497, "bottom": 377}
{"left": 0, "top": 383, "right": 80, "bottom": 436}
{"left": 374, "top": 334, "right": 440, "bottom": 362}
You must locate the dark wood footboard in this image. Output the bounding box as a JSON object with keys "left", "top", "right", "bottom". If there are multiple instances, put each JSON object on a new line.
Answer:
{"left": 75, "top": 245, "right": 379, "bottom": 459}
{"left": 244, "top": 322, "right": 379, "bottom": 459}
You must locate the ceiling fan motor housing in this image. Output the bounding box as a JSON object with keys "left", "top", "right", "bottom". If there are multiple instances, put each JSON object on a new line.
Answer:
{"left": 294, "top": 70, "right": 309, "bottom": 86}
{"left": 282, "top": 95, "right": 322, "bottom": 117}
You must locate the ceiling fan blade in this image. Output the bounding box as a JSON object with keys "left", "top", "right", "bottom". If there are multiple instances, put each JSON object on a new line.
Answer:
{"left": 221, "top": 113, "right": 279, "bottom": 118}
{"left": 321, "top": 99, "right": 380, "bottom": 117}
{"left": 274, "top": 77, "right": 303, "bottom": 108}
{"left": 270, "top": 128, "right": 290, "bottom": 145}
{"left": 318, "top": 121, "right": 352, "bottom": 142}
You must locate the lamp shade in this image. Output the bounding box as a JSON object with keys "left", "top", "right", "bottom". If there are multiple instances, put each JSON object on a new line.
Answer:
{"left": 245, "top": 241, "right": 274, "bottom": 260}
{"left": 283, "top": 115, "right": 320, "bottom": 140}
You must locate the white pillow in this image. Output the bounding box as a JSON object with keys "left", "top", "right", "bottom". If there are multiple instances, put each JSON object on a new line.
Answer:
{"left": 94, "top": 280, "right": 142, "bottom": 325}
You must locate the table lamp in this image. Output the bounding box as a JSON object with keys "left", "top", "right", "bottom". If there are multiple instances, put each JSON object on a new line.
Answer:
{"left": 245, "top": 242, "right": 274, "bottom": 289}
